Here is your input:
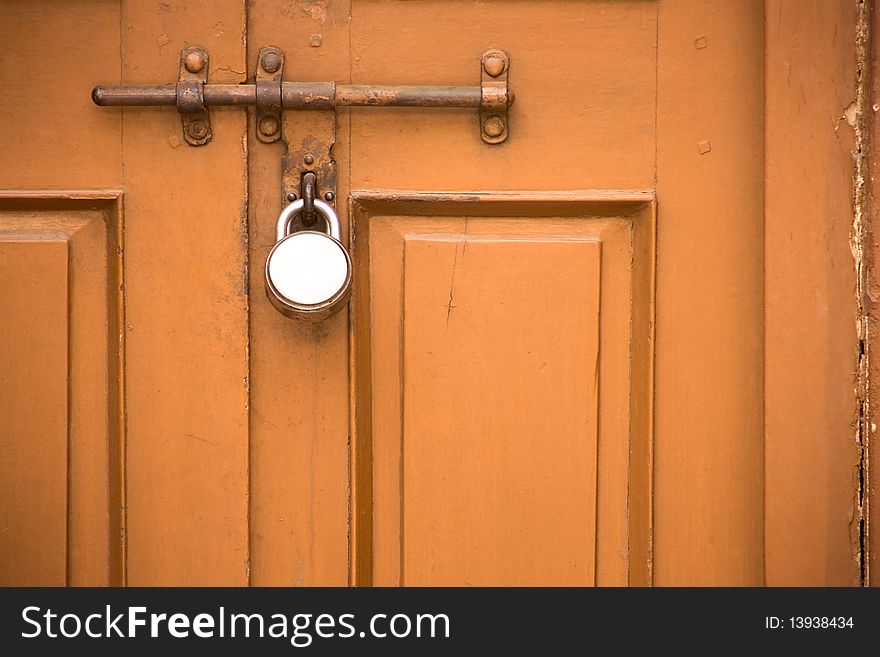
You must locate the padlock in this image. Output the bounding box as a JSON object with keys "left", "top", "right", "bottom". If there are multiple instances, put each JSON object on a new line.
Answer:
{"left": 264, "top": 198, "right": 352, "bottom": 320}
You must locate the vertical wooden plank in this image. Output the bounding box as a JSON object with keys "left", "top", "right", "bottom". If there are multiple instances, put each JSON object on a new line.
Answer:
{"left": 654, "top": 0, "right": 765, "bottom": 585}
{"left": 107, "top": 200, "right": 126, "bottom": 587}
{"left": 67, "top": 206, "right": 123, "bottom": 586}
{"left": 121, "top": 0, "right": 249, "bottom": 585}
{"left": 67, "top": 218, "right": 111, "bottom": 585}
{"left": 0, "top": 199, "right": 124, "bottom": 587}
{"left": 765, "top": 0, "right": 861, "bottom": 586}
{"left": 350, "top": 202, "right": 375, "bottom": 586}
{"left": 628, "top": 201, "right": 656, "bottom": 586}
{"left": 247, "top": 0, "right": 353, "bottom": 586}
{"left": 0, "top": 239, "right": 69, "bottom": 586}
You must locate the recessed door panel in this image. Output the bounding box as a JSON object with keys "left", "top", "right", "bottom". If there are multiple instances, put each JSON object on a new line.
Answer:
{"left": 350, "top": 193, "right": 655, "bottom": 585}
{"left": 0, "top": 196, "right": 123, "bottom": 586}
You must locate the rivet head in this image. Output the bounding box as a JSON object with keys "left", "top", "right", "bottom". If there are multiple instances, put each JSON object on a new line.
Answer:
{"left": 190, "top": 120, "right": 209, "bottom": 139}
{"left": 304, "top": 154, "right": 315, "bottom": 165}
{"left": 483, "top": 55, "right": 505, "bottom": 78}
{"left": 261, "top": 51, "right": 282, "bottom": 74}
{"left": 483, "top": 115, "right": 505, "bottom": 138}
{"left": 259, "top": 115, "right": 279, "bottom": 136}
{"left": 184, "top": 51, "right": 206, "bottom": 74}
{"left": 324, "top": 191, "right": 335, "bottom": 201}
{"left": 287, "top": 192, "right": 298, "bottom": 202}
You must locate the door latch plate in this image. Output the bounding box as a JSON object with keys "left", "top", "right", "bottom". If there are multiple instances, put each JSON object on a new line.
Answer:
{"left": 177, "top": 45, "right": 212, "bottom": 146}
{"left": 480, "top": 49, "right": 511, "bottom": 144}
{"left": 256, "top": 46, "right": 284, "bottom": 144}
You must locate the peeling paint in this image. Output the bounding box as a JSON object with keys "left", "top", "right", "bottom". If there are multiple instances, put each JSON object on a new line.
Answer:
{"left": 845, "top": 99, "right": 859, "bottom": 127}
{"left": 297, "top": 0, "right": 328, "bottom": 23}
{"left": 852, "top": 0, "right": 871, "bottom": 587}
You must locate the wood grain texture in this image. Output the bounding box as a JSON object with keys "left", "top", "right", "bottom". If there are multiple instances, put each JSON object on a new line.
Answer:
{"left": 0, "top": 0, "right": 122, "bottom": 189}
{"left": 351, "top": 193, "right": 654, "bottom": 586}
{"left": 0, "top": 0, "right": 866, "bottom": 587}
{"left": 400, "top": 236, "right": 601, "bottom": 586}
{"left": 247, "top": 0, "right": 353, "bottom": 586}
{"left": 120, "top": 0, "right": 250, "bottom": 585}
{"left": 0, "top": 195, "right": 124, "bottom": 586}
{"left": 348, "top": 0, "right": 656, "bottom": 192}
{"left": 0, "top": 235, "right": 68, "bottom": 586}
{"left": 765, "top": 0, "right": 861, "bottom": 586}
{"left": 654, "top": 0, "right": 765, "bottom": 585}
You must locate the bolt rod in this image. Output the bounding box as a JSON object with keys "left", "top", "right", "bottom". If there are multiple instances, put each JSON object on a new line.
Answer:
{"left": 91, "top": 83, "right": 506, "bottom": 109}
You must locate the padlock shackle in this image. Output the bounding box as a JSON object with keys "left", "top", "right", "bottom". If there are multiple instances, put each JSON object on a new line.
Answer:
{"left": 275, "top": 198, "right": 341, "bottom": 242}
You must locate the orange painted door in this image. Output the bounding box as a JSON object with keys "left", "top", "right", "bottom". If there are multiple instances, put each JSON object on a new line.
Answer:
{"left": 0, "top": 1, "right": 863, "bottom": 586}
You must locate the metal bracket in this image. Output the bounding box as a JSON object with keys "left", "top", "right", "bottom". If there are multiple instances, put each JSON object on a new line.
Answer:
{"left": 177, "top": 45, "right": 212, "bottom": 146}
{"left": 262, "top": 46, "right": 337, "bottom": 232}
{"left": 255, "top": 46, "right": 284, "bottom": 144}
{"left": 480, "top": 49, "right": 511, "bottom": 144}
{"left": 280, "top": 128, "right": 337, "bottom": 234}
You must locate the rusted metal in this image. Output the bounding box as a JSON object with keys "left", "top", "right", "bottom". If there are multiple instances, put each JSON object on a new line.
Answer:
{"left": 93, "top": 83, "right": 488, "bottom": 109}
{"left": 334, "top": 85, "right": 482, "bottom": 107}
{"left": 483, "top": 116, "right": 505, "bottom": 139}
{"left": 176, "top": 45, "right": 212, "bottom": 146}
{"left": 183, "top": 50, "right": 206, "bottom": 74}
{"left": 482, "top": 54, "right": 506, "bottom": 78}
{"left": 275, "top": 48, "right": 338, "bottom": 230}
{"left": 281, "top": 82, "right": 336, "bottom": 109}
{"left": 282, "top": 131, "right": 337, "bottom": 233}
{"left": 260, "top": 50, "right": 282, "bottom": 74}
{"left": 255, "top": 46, "right": 284, "bottom": 144}
{"left": 480, "top": 49, "right": 511, "bottom": 144}
{"left": 301, "top": 171, "right": 318, "bottom": 226}
{"left": 91, "top": 48, "right": 514, "bottom": 144}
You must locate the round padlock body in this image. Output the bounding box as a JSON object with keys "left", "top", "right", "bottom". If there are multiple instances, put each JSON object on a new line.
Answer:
{"left": 265, "top": 231, "right": 352, "bottom": 318}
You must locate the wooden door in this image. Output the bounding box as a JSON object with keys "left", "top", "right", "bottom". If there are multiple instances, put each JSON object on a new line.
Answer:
{"left": 0, "top": 0, "right": 865, "bottom": 586}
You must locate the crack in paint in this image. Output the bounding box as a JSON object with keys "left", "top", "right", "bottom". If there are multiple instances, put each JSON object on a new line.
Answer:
{"left": 445, "top": 217, "right": 469, "bottom": 329}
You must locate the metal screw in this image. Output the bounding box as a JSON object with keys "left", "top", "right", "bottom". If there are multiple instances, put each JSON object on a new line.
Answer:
{"left": 184, "top": 51, "right": 206, "bottom": 74}
{"left": 483, "top": 55, "right": 505, "bottom": 78}
{"left": 324, "top": 191, "right": 335, "bottom": 201}
{"left": 483, "top": 115, "right": 505, "bottom": 138}
{"left": 259, "top": 115, "right": 279, "bottom": 136}
{"left": 287, "top": 192, "right": 298, "bottom": 202}
{"left": 304, "top": 154, "right": 315, "bottom": 165}
{"left": 190, "top": 120, "right": 209, "bottom": 139}
{"left": 261, "top": 51, "right": 282, "bottom": 74}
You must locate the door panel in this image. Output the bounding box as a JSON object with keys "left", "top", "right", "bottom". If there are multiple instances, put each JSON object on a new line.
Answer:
{"left": 0, "top": 195, "right": 123, "bottom": 586}
{"left": 350, "top": 193, "right": 654, "bottom": 585}
{"left": 347, "top": 1, "right": 657, "bottom": 191}
{"left": 400, "top": 234, "right": 600, "bottom": 586}
{"left": 0, "top": 233, "right": 68, "bottom": 587}
{"left": 0, "top": 0, "right": 864, "bottom": 586}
